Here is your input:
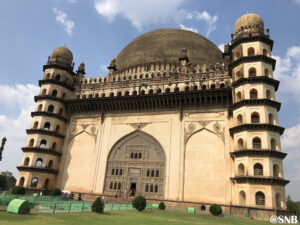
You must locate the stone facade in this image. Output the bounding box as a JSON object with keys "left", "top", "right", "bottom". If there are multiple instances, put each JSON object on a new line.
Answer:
{"left": 17, "top": 13, "right": 289, "bottom": 213}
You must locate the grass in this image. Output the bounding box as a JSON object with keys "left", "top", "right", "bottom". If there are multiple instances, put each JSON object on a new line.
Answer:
{"left": 0, "top": 210, "right": 271, "bottom": 225}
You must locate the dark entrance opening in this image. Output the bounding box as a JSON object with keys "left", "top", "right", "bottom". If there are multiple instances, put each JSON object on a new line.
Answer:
{"left": 130, "top": 183, "right": 136, "bottom": 197}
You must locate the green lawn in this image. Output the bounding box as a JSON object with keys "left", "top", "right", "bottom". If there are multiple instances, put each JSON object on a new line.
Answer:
{"left": 0, "top": 210, "right": 270, "bottom": 225}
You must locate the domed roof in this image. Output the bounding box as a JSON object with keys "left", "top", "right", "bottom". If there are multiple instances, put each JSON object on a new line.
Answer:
{"left": 115, "top": 28, "right": 223, "bottom": 71}
{"left": 51, "top": 46, "right": 73, "bottom": 66}
{"left": 234, "top": 13, "right": 264, "bottom": 35}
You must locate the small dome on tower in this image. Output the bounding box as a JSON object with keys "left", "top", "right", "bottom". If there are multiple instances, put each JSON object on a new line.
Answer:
{"left": 234, "top": 13, "right": 264, "bottom": 36}
{"left": 51, "top": 46, "right": 73, "bottom": 66}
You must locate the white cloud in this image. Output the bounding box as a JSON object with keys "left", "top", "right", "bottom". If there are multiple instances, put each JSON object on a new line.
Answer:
{"left": 0, "top": 84, "right": 39, "bottom": 177}
{"left": 100, "top": 64, "right": 108, "bottom": 75}
{"left": 94, "top": 0, "right": 218, "bottom": 36}
{"left": 218, "top": 43, "right": 225, "bottom": 52}
{"left": 179, "top": 24, "right": 198, "bottom": 33}
{"left": 273, "top": 46, "right": 300, "bottom": 101}
{"left": 53, "top": 8, "right": 75, "bottom": 36}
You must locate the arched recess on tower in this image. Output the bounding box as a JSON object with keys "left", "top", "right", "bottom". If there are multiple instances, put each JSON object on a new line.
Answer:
{"left": 183, "top": 129, "right": 225, "bottom": 204}
{"left": 103, "top": 130, "right": 166, "bottom": 198}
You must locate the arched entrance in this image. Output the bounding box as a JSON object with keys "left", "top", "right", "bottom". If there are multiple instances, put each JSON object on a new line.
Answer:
{"left": 103, "top": 131, "right": 165, "bottom": 198}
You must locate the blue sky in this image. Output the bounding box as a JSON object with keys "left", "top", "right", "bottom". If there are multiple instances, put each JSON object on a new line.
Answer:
{"left": 1, "top": 0, "right": 300, "bottom": 200}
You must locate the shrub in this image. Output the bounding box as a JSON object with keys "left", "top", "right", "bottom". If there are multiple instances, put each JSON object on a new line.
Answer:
{"left": 11, "top": 186, "right": 25, "bottom": 195}
{"left": 209, "top": 204, "right": 222, "bottom": 216}
{"left": 159, "top": 202, "right": 165, "bottom": 210}
{"left": 132, "top": 195, "right": 146, "bottom": 211}
{"left": 50, "top": 188, "right": 61, "bottom": 196}
{"left": 92, "top": 197, "right": 104, "bottom": 213}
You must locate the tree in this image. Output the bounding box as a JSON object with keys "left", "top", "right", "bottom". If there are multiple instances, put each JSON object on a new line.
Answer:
{"left": 209, "top": 204, "right": 222, "bottom": 216}
{"left": 92, "top": 197, "right": 104, "bottom": 213}
{"left": 50, "top": 188, "right": 61, "bottom": 196}
{"left": 0, "top": 175, "right": 7, "bottom": 190}
{"left": 11, "top": 186, "right": 26, "bottom": 195}
{"left": 286, "top": 195, "right": 299, "bottom": 216}
{"left": 132, "top": 195, "right": 147, "bottom": 212}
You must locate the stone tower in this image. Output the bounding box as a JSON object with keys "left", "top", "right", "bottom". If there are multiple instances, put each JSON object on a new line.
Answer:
{"left": 17, "top": 47, "right": 75, "bottom": 191}
{"left": 229, "top": 13, "right": 288, "bottom": 209}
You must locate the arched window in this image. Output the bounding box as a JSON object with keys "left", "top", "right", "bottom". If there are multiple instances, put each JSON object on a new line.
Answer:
{"left": 151, "top": 170, "right": 154, "bottom": 177}
{"left": 236, "top": 91, "right": 242, "bottom": 101}
{"left": 109, "top": 92, "right": 114, "bottom": 97}
{"left": 201, "top": 205, "right": 206, "bottom": 211}
{"left": 44, "top": 179, "right": 50, "bottom": 189}
{"left": 174, "top": 87, "right": 179, "bottom": 92}
{"left": 145, "top": 184, "right": 149, "bottom": 192}
{"left": 236, "top": 71, "right": 241, "bottom": 80}
{"left": 251, "top": 112, "right": 260, "bottom": 123}
{"left": 101, "top": 93, "right": 106, "bottom": 98}
{"left": 139, "top": 153, "right": 142, "bottom": 159}
{"left": 147, "top": 170, "right": 150, "bottom": 177}
{"left": 24, "top": 157, "right": 30, "bottom": 166}
{"left": 47, "top": 105, "right": 54, "bottom": 113}
{"left": 155, "top": 185, "right": 158, "bottom": 193}
{"left": 114, "top": 183, "right": 117, "bottom": 190}
{"left": 118, "top": 183, "right": 121, "bottom": 190}
{"left": 273, "top": 164, "right": 280, "bottom": 177}
{"left": 140, "top": 90, "right": 145, "bottom": 95}
{"left": 132, "top": 90, "right": 137, "bottom": 96}
{"left": 29, "top": 139, "right": 34, "bottom": 147}
{"left": 276, "top": 193, "right": 281, "bottom": 208}
{"left": 82, "top": 94, "right": 86, "bottom": 99}
{"left": 110, "top": 182, "right": 113, "bottom": 189}
{"left": 165, "top": 88, "right": 170, "bottom": 93}
{"left": 239, "top": 190, "right": 246, "bottom": 205}
{"left": 55, "top": 74, "right": 60, "bottom": 81}
{"left": 248, "top": 47, "right": 255, "bottom": 56}
{"left": 237, "top": 114, "right": 243, "bottom": 125}
{"left": 117, "top": 91, "right": 122, "bottom": 97}
{"left": 193, "top": 85, "right": 198, "bottom": 90}
{"left": 263, "top": 49, "right": 268, "bottom": 56}
{"left": 156, "top": 170, "right": 159, "bottom": 177}
{"left": 148, "top": 89, "right": 153, "bottom": 95}
{"left": 235, "top": 51, "right": 241, "bottom": 59}
{"left": 62, "top": 93, "right": 66, "bottom": 99}
{"left": 238, "top": 163, "right": 245, "bottom": 176}
{"left": 95, "top": 93, "right": 99, "bottom": 98}
{"left": 130, "top": 153, "right": 134, "bottom": 158}
{"left": 37, "top": 104, "right": 43, "bottom": 112}
{"left": 271, "top": 138, "right": 277, "bottom": 150}
{"left": 116, "top": 169, "right": 119, "bottom": 175}
{"left": 264, "top": 68, "right": 269, "bottom": 77}
{"left": 150, "top": 185, "right": 153, "bottom": 192}
{"left": 40, "top": 139, "right": 47, "bottom": 148}
{"left": 255, "top": 191, "right": 265, "bottom": 205}
{"left": 253, "top": 137, "right": 261, "bottom": 149}
{"left": 59, "top": 108, "right": 63, "bottom": 116}
{"left": 220, "top": 83, "right": 225, "bottom": 88}
{"left": 88, "top": 94, "right": 92, "bottom": 98}
{"left": 238, "top": 138, "right": 244, "bottom": 149}
{"left": 51, "top": 90, "right": 57, "bottom": 97}
{"left": 249, "top": 67, "right": 256, "bottom": 77}
{"left": 19, "top": 177, "right": 25, "bottom": 186}
{"left": 250, "top": 89, "right": 258, "bottom": 99}
{"left": 45, "top": 73, "right": 50, "bottom": 79}
{"left": 185, "top": 86, "right": 189, "bottom": 92}
{"left": 202, "top": 85, "right": 206, "bottom": 90}
{"left": 42, "top": 89, "right": 47, "bottom": 95}
{"left": 51, "top": 142, "right": 56, "bottom": 150}
{"left": 111, "top": 169, "right": 115, "bottom": 175}
{"left": 48, "top": 160, "right": 53, "bottom": 169}
{"left": 65, "top": 77, "right": 69, "bottom": 84}
{"left": 254, "top": 163, "right": 263, "bottom": 176}
{"left": 210, "top": 84, "right": 215, "bottom": 89}
{"left": 44, "top": 122, "right": 51, "bottom": 130}
{"left": 55, "top": 125, "right": 60, "bottom": 133}
{"left": 30, "top": 177, "right": 38, "bottom": 188}
{"left": 156, "top": 89, "right": 162, "bottom": 94}
{"left": 33, "top": 121, "right": 38, "bottom": 129}
{"left": 125, "top": 91, "right": 129, "bottom": 96}
{"left": 266, "top": 90, "right": 271, "bottom": 99}
{"left": 35, "top": 158, "right": 43, "bottom": 167}
{"left": 120, "top": 169, "right": 123, "bottom": 175}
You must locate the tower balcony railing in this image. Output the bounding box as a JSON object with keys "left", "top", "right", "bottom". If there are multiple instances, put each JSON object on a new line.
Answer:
{"left": 17, "top": 166, "right": 59, "bottom": 175}
{"left": 22, "top": 147, "right": 62, "bottom": 156}
{"left": 229, "top": 123, "right": 284, "bottom": 136}
{"left": 230, "top": 149, "right": 287, "bottom": 160}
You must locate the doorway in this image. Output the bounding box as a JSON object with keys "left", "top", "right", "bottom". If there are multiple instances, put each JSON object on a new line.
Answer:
{"left": 130, "top": 183, "right": 136, "bottom": 197}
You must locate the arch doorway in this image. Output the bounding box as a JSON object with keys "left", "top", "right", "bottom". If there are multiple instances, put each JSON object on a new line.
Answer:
{"left": 103, "top": 131, "right": 165, "bottom": 198}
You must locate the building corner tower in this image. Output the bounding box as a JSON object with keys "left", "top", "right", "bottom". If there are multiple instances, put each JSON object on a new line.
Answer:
{"left": 228, "top": 13, "right": 289, "bottom": 210}
{"left": 16, "top": 47, "right": 75, "bottom": 192}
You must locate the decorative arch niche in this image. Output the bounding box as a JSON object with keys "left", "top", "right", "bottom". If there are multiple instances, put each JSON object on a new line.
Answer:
{"left": 103, "top": 130, "right": 165, "bottom": 198}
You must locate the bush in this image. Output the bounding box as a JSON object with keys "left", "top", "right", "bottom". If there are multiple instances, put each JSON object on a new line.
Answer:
{"left": 11, "top": 186, "right": 25, "bottom": 195}
{"left": 209, "top": 204, "right": 222, "bottom": 216}
{"left": 50, "top": 188, "right": 61, "bottom": 196}
{"left": 132, "top": 195, "right": 146, "bottom": 211}
{"left": 92, "top": 197, "right": 104, "bottom": 213}
{"left": 159, "top": 202, "right": 165, "bottom": 210}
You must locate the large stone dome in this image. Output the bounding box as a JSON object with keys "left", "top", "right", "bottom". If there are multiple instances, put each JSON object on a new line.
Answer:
{"left": 115, "top": 28, "right": 223, "bottom": 71}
